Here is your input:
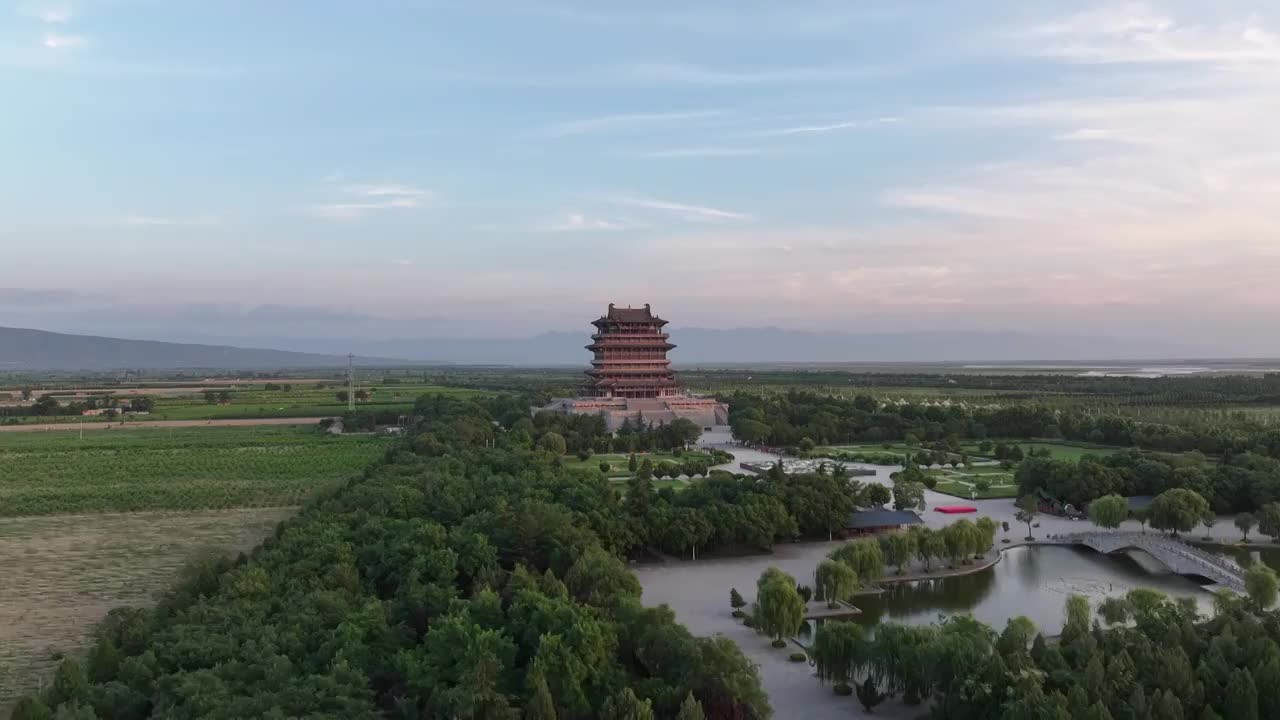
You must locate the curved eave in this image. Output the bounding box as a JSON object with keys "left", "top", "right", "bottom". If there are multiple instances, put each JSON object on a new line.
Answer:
{"left": 586, "top": 342, "right": 676, "bottom": 351}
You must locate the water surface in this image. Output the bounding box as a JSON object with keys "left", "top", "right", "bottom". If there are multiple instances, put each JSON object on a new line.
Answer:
{"left": 849, "top": 545, "right": 1214, "bottom": 634}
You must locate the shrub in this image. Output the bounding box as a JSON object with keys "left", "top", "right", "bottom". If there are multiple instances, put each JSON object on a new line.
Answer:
{"left": 743, "top": 616, "right": 756, "bottom": 629}
{"left": 771, "top": 639, "right": 787, "bottom": 649}
{"left": 789, "top": 652, "right": 807, "bottom": 663}
{"left": 732, "top": 610, "right": 745, "bottom": 618}
{"left": 599, "top": 461, "right": 611, "bottom": 473}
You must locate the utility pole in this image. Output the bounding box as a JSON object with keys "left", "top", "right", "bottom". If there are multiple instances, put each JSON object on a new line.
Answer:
{"left": 347, "top": 354, "right": 356, "bottom": 412}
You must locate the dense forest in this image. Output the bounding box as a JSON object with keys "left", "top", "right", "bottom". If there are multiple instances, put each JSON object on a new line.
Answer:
{"left": 1015, "top": 450, "right": 1280, "bottom": 513}
{"left": 416, "top": 367, "right": 1280, "bottom": 408}
{"left": 10, "top": 394, "right": 772, "bottom": 720}
{"left": 808, "top": 588, "right": 1280, "bottom": 720}
{"left": 700, "top": 370, "right": 1280, "bottom": 403}
{"left": 727, "top": 391, "right": 1280, "bottom": 459}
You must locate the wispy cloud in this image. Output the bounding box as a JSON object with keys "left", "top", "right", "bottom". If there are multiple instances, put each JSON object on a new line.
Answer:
{"left": 343, "top": 184, "right": 433, "bottom": 198}
{"left": 42, "top": 33, "right": 85, "bottom": 50}
{"left": 538, "top": 110, "right": 724, "bottom": 138}
{"left": 17, "top": 1, "right": 73, "bottom": 23}
{"left": 98, "top": 214, "right": 221, "bottom": 228}
{"left": 757, "top": 116, "right": 899, "bottom": 136}
{"left": 631, "top": 146, "right": 764, "bottom": 158}
{"left": 303, "top": 183, "right": 434, "bottom": 220}
{"left": 607, "top": 61, "right": 887, "bottom": 87}
{"left": 19, "top": 2, "right": 73, "bottom": 23}
{"left": 303, "top": 198, "right": 422, "bottom": 220}
{"left": 504, "top": 3, "right": 895, "bottom": 37}
{"left": 607, "top": 195, "right": 753, "bottom": 222}
{"left": 1016, "top": 3, "right": 1280, "bottom": 66}
{"left": 538, "top": 212, "right": 639, "bottom": 231}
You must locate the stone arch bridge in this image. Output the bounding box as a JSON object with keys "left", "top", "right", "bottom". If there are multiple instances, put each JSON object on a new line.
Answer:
{"left": 1052, "top": 531, "right": 1246, "bottom": 593}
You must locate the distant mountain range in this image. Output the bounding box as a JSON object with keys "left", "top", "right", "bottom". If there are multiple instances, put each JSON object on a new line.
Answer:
{"left": 316, "top": 328, "right": 1201, "bottom": 365}
{"left": 0, "top": 326, "right": 407, "bottom": 371}
{"left": 0, "top": 324, "right": 1213, "bottom": 371}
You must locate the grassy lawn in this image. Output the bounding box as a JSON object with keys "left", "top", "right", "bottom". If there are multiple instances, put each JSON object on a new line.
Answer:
{"left": 934, "top": 478, "right": 1020, "bottom": 499}
{"left": 960, "top": 465, "right": 1014, "bottom": 475}
{"left": 562, "top": 451, "right": 717, "bottom": 479}
{"left": 930, "top": 466, "right": 1019, "bottom": 499}
{"left": 959, "top": 441, "right": 1119, "bottom": 462}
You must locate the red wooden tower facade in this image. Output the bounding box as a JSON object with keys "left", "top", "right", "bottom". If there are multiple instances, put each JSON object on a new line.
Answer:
{"left": 583, "top": 303, "right": 679, "bottom": 399}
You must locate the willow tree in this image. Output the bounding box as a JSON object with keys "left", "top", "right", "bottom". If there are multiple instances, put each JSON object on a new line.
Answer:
{"left": 756, "top": 567, "right": 805, "bottom": 648}
{"left": 974, "top": 517, "right": 998, "bottom": 557}
{"left": 811, "top": 621, "right": 868, "bottom": 694}
{"left": 814, "top": 559, "right": 858, "bottom": 608}
{"left": 1088, "top": 494, "right": 1129, "bottom": 531}
{"left": 829, "top": 538, "right": 884, "bottom": 585}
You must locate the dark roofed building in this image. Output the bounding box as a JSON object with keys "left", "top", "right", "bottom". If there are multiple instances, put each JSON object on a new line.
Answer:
{"left": 844, "top": 509, "right": 924, "bottom": 536}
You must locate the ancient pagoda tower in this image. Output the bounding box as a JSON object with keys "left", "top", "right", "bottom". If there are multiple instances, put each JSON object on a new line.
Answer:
{"left": 583, "top": 303, "right": 678, "bottom": 399}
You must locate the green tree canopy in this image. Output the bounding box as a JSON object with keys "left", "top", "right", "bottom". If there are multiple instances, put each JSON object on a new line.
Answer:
{"left": 829, "top": 539, "right": 884, "bottom": 585}
{"left": 537, "top": 432, "right": 567, "bottom": 455}
{"left": 755, "top": 567, "right": 806, "bottom": 645}
{"left": 814, "top": 559, "right": 858, "bottom": 608}
{"left": 1148, "top": 488, "right": 1210, "bottom": 535}
{"left": 1088, "top": 494, "right": 1129, "bottom": 530}
{"left": 1245, "top": 563, "right": 1278, "bottom": 611}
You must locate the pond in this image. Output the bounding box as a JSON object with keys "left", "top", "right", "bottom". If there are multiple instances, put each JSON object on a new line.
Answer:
{"left": 1201, "top": 543, "right": 1280, "bottom": 572}
{"left": 830, "top": 545, "right": 1216, "bottom": 636}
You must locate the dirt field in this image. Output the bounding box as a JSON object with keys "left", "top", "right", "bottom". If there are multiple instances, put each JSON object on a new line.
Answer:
{"left": 0, "top": 507, "right": 294, "bottom": 711}
{"left": 0, "top": 417, "right": 328, "bottom": 433}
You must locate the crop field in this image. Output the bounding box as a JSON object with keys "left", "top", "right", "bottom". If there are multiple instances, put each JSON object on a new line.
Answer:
{"left": 0, "top": 508, "right": 292, "bottom": 712}
{"left": 0, "top": 426, "right": 390, "bottom": 515}
{"left": 2, "top": 384, "right": 487, "bottom": 424}
{"left": 145, "top": 384, "right": 479, "bottom": 419}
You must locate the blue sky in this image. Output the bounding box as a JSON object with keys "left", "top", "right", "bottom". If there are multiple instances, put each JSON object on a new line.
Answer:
{"left": 2, "top": 1, "right": 1279, "bottom": 352}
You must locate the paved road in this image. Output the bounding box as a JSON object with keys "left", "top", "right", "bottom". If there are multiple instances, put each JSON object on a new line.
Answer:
{"left": 0, "top": 417, "right": 329, "bottom": 433}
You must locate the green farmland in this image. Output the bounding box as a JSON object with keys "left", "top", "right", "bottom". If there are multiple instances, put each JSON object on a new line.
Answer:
{"left": 0, "top": 425, "right": 390, "bottom": 515}
{"left": 2, "top": 383, "right": 488, "bottom": 424}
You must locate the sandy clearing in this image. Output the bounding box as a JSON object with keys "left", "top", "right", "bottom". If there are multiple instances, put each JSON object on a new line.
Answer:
{"left": 0, "top": 417, "right": 330, "bottom": 433}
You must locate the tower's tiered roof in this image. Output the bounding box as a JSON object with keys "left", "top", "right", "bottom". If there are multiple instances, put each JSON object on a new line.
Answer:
{"left": 582, "top": 303, "right": 679, "bottom": 399}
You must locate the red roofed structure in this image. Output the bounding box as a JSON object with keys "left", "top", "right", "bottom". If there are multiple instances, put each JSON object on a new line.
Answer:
{"left": 541, "top": 303, "right": 729, "bottom": 431}
{"left": 583, "top": 303, "right": 678, "bottom": 399}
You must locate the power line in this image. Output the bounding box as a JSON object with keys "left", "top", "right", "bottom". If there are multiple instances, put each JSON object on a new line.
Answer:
{"left": 347, "top": 354, "right": 356, "bottom": 412}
